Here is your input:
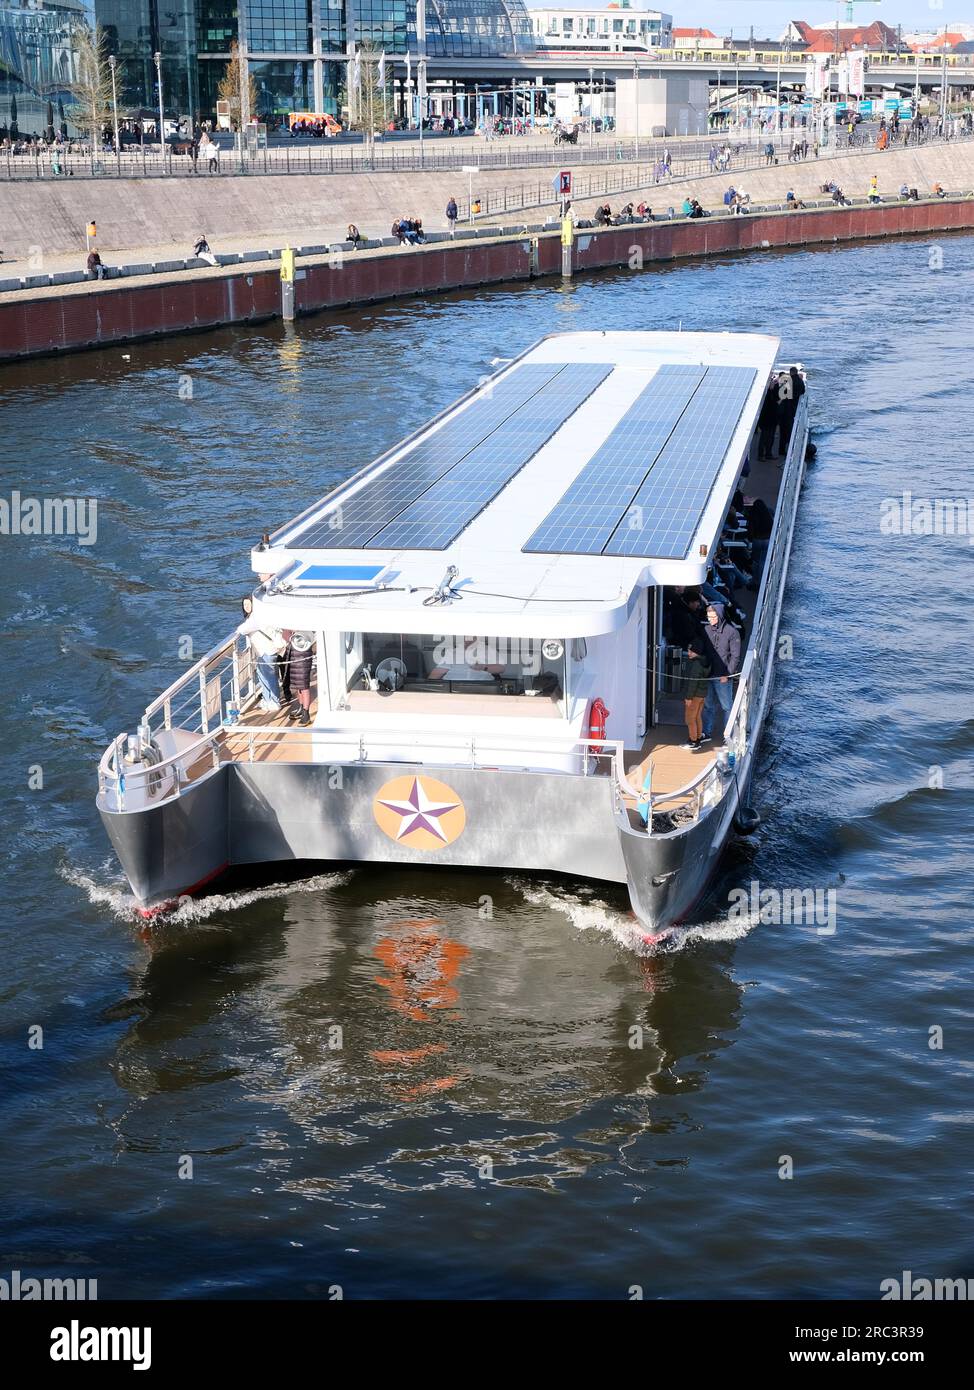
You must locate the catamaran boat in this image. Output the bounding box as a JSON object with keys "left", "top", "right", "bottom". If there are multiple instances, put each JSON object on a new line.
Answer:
{"left": 97, "top": 330, "right": 809, "bottom": 935}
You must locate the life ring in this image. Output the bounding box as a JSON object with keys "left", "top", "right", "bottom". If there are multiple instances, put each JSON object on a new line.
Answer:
{"left": 586, "top": 697, "right": 610, "bottom": 755}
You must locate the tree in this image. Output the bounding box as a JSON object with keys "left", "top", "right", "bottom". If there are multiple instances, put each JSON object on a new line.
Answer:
{"left": 217, "top": 41, "right": 258, "bottom": 129}
{"left": 68, "top": 23, "right": 114, "bottom": 145}
{"left": 340, "top": 45, "right": 395, "bottom": 135}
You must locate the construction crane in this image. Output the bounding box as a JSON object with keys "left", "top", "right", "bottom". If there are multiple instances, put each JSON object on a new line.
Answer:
{"left": 835, "top": 0, "right": 881, "bottom": 24}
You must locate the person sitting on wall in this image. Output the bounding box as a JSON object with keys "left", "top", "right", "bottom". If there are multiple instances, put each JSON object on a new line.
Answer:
{"left": 193, "top": 234, "right": 218, "bottom": 266}
{"left": 347, "top": 223, "right": 363, "bottom": 249}
{"left": 636, "top": 201, "right": 652, "bottom": 220}
{"left": 86, "top": 249, "right": 106, "bottom": 280}
{"left": 932, "top": 182, "right": 946, "bottom": 198}
{"left": 785, "top": 190, "right": 805, "bottom": 210}
{"left": 723, "top": 185, "right": 737, "bottom": 207}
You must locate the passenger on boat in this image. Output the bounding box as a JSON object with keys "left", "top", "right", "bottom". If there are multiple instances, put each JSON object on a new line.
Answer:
{"left": 757, "top": 377, "right": 780, "bottom": 459}
{"left": 240, "top": 598, "right": 287, "bottom": 712}
{"left": 733, "top": 489, "right": 774, "bottom": 577}
{"left": 700, "top": 603, "right": 741, "bottom": 745}
{"left": 777, "top": 366, "right": 805, "bottom": 457}
{"left": 666, "top": 586, "right": 706, "bottom": 650}
{"left": 681, "top": 641, "right": 712, "bottom": 750}
{"left": 282, "top": 630, "right": 315, "bottom": 725}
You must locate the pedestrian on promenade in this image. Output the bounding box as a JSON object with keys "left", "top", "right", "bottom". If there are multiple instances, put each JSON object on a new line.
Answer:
{"left": 193, "top": 234, "right": 218, "bottom": 266}
{"left": 446, "top": 195, "right": 458, "bottom": 237}
{"left": 86, "top": 250, "right": 106, "bottom": 280}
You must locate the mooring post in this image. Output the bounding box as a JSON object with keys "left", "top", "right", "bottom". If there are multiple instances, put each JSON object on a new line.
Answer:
{"left": 280, "top": 244, "right": 295, "bottom": 321}
{"left": 561, "top": 212, "right": 574, "bottom": 279}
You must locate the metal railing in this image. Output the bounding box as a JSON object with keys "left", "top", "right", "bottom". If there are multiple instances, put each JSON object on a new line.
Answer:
{"left": 459, "top": 125, "right": 974, "bottom": 222}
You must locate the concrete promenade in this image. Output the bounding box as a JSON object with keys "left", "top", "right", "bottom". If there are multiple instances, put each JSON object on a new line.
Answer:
{"left": 2, "top": 138, "right": 972, "bottom": 269}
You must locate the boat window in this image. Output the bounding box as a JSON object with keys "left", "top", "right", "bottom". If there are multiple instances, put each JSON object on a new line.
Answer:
{"left": 349, "top": 633, "right": 565, "bottom": 698}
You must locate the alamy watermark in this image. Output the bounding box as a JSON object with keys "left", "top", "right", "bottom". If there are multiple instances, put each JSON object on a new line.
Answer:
{"left": 0, "top": 490, "right": 97, "bottom": 545}
{"left": 881, "top": 1270, "right": 974, "bottom": 1300}
{"left": 880, "top": 491, "right": 974, "bottom": 543}
{"left": 0, "top": 1268, "right": 98, "bottom": 1300}
{"left": 729, "top": 879, "right": 837, "bottom": 935}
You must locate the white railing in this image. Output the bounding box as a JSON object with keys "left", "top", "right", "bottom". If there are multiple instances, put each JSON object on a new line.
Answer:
{"left": 98, "top": 705, "right": 648, "bottom": 812}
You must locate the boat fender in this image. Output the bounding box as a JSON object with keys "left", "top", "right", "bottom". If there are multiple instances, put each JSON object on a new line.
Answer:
{"left": 735, "top": 806, "right": 761, "bottom": 835}
{"left": 586, "top": 697, "right": 610, "bottom": 755}
{"left": 805, "top": 440, "right": 817, "bottom": 462}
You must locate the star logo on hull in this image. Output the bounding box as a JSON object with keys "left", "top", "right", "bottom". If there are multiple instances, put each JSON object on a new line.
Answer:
{"left": 373, "top": 775, "right": 466, "bottom": 850}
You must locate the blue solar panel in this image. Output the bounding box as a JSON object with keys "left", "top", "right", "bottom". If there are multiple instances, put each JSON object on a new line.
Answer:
{"left": 523, "top": 364, "right": 757, "bottom": 561}
{"left": 366, "top": 363, "right": 612, "bottom": 551}
{"left": 606, "top": 366, "right": 757, "bottom": 559}
{"left": 522, "top": 364, "right": 706, "bottom": 556}
{"left": 286, "top": 363, "right": 564, "bottom": 550}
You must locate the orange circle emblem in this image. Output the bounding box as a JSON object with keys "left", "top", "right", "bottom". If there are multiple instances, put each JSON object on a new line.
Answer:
{"left": 373, "top": 774, "right": 466, "bottom": 850}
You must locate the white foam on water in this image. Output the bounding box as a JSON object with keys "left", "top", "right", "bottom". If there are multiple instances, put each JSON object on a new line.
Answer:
{"left": 509, "top": 877, "right": 761, "bottom": 955}
{"left": 61, "top": 863, "right": 351, "bottom": 924}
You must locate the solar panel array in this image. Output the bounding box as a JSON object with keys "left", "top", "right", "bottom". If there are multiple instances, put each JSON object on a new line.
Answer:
{"left": 286, "top": 362, "right": 610, "bottom": 552}
{"left": 366, "top": 363, "right": 611, "bottom": 550}
{"left": 522, "top": 364, "right": 705, "bottom": 556}
{"left": 523, "top": 363, "right": 757, "bottom": 561}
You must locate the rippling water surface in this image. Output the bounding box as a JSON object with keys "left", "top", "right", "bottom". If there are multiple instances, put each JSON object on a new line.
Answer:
{"left": 1, "top": 235, "right": 972, "bottom": 1298}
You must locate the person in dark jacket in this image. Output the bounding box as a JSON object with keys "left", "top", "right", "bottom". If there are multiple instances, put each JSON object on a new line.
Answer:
{"left": 282, "top": 630, "right": 315, "bottom": 726}
{"left": 733, "top": 488, "right": 774, "bottom": 577}
{"left": 777, "top": 366, "right": 805, "bottom": 457}
{"left": 666, "top": 586, "right": 706, "bottom": 651}
{"left": 682, "top": 640, "right": 712, "bottom": 749}
{"left": 701, "top": 602, "right": 741, "bottom": 743}
{"left": 445, "top": 196, "right": 458, "bottom": 236}
{"left": 757, "top": 376, "right": 779, "bottom": 459}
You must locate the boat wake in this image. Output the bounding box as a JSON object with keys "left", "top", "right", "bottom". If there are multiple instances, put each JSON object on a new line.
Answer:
{"left": 61, "top": 863, "right": 350, "bottom": 924}
{"left": 509, "top": 878, "right": 760, "bottom": 955}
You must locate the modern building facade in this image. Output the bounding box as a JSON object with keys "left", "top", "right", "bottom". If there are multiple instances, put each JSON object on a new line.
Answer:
{"left": 530, "top": 3, "right": 670, "bottom": 55}
{"left": 1, "top": 0, "right": 537, "bottom": 137}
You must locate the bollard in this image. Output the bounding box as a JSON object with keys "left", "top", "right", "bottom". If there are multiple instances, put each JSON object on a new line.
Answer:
{"left": 280, "top": 244, "right": 295, "bottom": 321}
{"left": 561, "top": 214, "right": 574, "bottom": 279}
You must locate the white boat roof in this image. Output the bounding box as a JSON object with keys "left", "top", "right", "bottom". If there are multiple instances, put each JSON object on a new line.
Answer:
{"left": 251, "top": 330, "right": 779, "bottom": 637}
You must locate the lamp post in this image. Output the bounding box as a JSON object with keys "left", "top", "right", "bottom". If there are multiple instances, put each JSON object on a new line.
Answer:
{"left": 153, "top": 50, "right": 164, "bottom": 166}
{"left": 108, "top": 54, "right": 120, "bottom": 169}
{"left": 417, "top": 0, "right": 426, "bottom": 166}
{"left": 632, "top": 57, "right": 638, "bottom": 161}
{"left": 589, "top": 66, "right": 594, "bottom": 146}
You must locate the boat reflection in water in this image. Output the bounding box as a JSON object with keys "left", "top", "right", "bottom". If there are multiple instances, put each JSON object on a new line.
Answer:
{"left": 108, "top": 871, "right": 746, "bottom": 1189}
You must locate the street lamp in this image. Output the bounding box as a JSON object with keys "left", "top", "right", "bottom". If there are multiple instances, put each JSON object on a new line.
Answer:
{"left": 632, "top": 57, "right": 639, "bottom": 161}
{"left": 108, "top": 54, "right": 120, "bottom": 166}
{"left": 153, "top": 50, "right": 164, "bottom": 163}
{"left": 417, "top": 0, "right": 426, "bottom": 166}
{"left": 589, "top": 66, "right": 594, "bottom": 146}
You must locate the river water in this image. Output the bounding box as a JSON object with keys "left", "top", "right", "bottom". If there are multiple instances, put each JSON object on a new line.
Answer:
{"left": 2, "top": 234, "right": 972, "bottom": 1299}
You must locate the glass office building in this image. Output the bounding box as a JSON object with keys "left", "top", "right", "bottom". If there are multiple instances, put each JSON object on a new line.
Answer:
{"left": 1, "top": 0, "right": 536, "bottom": 136}
{"left": 1, "top": 0, "right": 94, "bottom": 138}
